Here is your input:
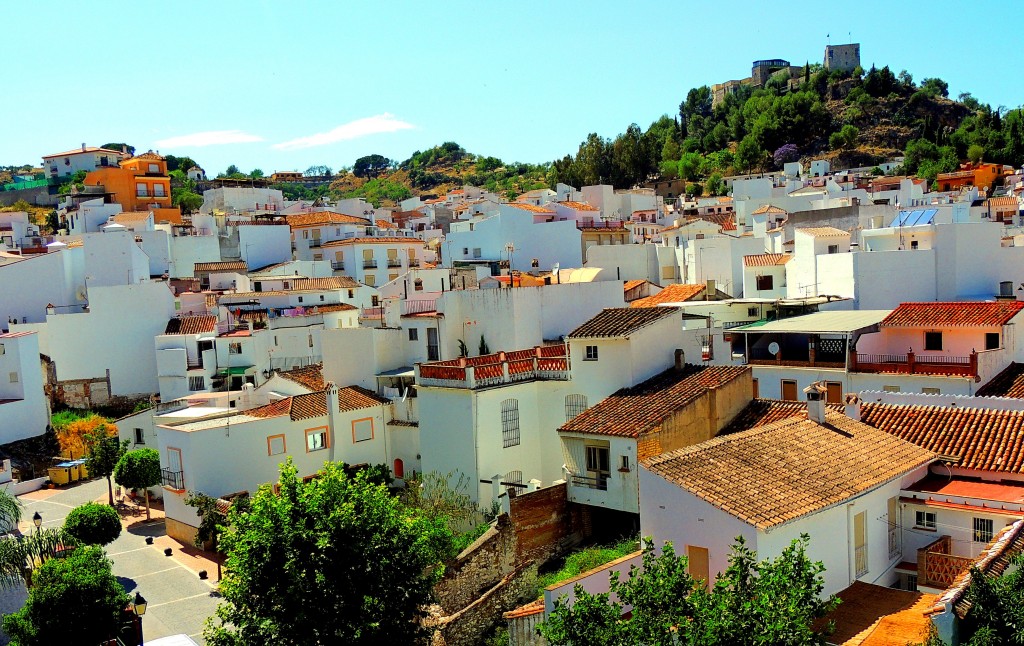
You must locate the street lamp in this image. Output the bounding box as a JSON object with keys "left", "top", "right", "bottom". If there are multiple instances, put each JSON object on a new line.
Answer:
{"left": 132, "top": 591, "right": 147, "bottom": 646}
{"left": 32, "top": 511, "right": 41, "bottom": 533}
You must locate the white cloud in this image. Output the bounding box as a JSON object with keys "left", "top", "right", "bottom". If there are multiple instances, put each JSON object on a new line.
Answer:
{"left": 272, "top": 113, "right": 415, "bottom": 151}
{"left": 154, "top": 130, "right": 264, "bottom": 148}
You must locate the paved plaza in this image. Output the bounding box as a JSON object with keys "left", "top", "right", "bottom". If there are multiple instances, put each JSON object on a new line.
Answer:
{"left": 13, "top": 479, "right": 221, "bottom": 645}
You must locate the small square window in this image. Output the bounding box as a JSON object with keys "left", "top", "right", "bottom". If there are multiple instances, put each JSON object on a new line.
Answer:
{"left": 409, "top": 328, "right": 419, "bottom": 341}
{"left": 915, "top": 511, "right": 936, "bottom": 530}
{"left": 986, "top": 333, "right": 1000, "bottom": 350}
{"left": 921, "top": 387, "right": 940, "bottom": 395}
{"left": 228, "top": 342, "right": 242, "bottom": 354}
{"left": 267, "top": 435, "right": 286, "bottom": 456}
{"left": 584, "top": 345, "right": 599, "bottom": 361}
{"left": 8, "top": 372, "right": 17, "bottom": 383}
{"left": 973, "top": 518, "right": 994, "bottom": 543}
{"left": 827, "top": 244, "right": 839, "bottom": 254}
{"left": 620, "top": 455, "right": 630, "bottom": 472}
{"left": 306, "top": 428, "right": 328, "bottom": 452}
{"left": 134, "top": 428, "right": 145, "bottom": 445}
{"left": 924, "top": 332, "right": 942, "bottom": 351}
{"left": 882, "top": 385, "right": 901, "bottom": 393}
{"left": 747, "top": 307, "right": 759, "bottom": 317}
{"left": 352, "top": 419, "right": 374, "bottom": 443}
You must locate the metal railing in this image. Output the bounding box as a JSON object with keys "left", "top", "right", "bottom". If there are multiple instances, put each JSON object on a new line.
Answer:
{"left": 570, "top": 474, "right": 608, "bottom": 491}
{"left": 409, "top": 258, "right": 421, "bottom": 267}
{"left": 854, "top": 545, "right": 868, "bottom": 577}
{"left": 387, "top": 258, "right": 402, "bottom": 267}
{"left": 331, "top": 261, "right": 345, "bottom": 270}
{"left": 363, "top": 259, "right": 378, "bottom": 268}
{"left": 161, "top": 468, "right": 184, "bottom": 490}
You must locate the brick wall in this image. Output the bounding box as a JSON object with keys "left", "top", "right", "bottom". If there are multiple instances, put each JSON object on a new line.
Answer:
{"left": 509, "top": 483, "right": 587, "bottom": 565}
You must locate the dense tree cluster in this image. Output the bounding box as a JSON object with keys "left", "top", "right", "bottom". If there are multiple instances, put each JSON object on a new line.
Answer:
{"left": 539, "top": 535, "right": 837, "bottom": 646}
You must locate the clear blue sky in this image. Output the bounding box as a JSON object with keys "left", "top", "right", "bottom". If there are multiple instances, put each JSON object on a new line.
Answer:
{"left": 4, "top": 1, "right": 1022, "bottom": 175}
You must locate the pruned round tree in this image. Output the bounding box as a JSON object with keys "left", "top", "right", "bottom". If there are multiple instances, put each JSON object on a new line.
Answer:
{"left": 114, "top": 448, "right": 161, "bottom": 521}
{"left": 2, "top": 545, "right": 129, "bottom": 645}
{"left": 63, "top": 502, "right": 121, "bottom": 546}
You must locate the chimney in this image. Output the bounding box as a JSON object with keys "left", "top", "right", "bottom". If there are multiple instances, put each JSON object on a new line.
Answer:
{"left": 674, "top": 348, "right": 685, "bottom": 371}
{"left": 121, "top": 145, "right": 127, "bottom": 155}
{"left": 81, "top": 143, "right": 86, "bottom": 152}
{"left": 705, "top": 279, "right": 716, "bottom": 300}
{"left": 803, "top": 381, "right": 828, "bottom": 424}
{"left": 844, "top": 393, "right": 861, "bottom": 422}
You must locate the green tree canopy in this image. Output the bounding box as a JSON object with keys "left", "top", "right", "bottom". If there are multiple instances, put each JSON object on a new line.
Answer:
{"left": 539, "top": 535, "right": 837, "bottom": 646}
{"left": 205, "top": 460, "right": 455, "bottom": 645}
{"left": 2, "top": 545, "right": 130, "bottom": 646}
{"left": 101, "top": 142, "right": 134, "bottom": 156}
{"left": 62, "top": 503, "right": 121, "bottom": 546}
{"left": 959, "top": 555, "right": 1024, "bottom": 645}
{"left": 353, "top": 154, "right": 392, "bottom": 179}
{"left": 85, "top": 431, "right": 127, "bottom": 506}
{"left": 0, "top": 487, "right": 21, "bottom": 535}
{"left": 113, "top": 448, "right": 161, "bottom": 520}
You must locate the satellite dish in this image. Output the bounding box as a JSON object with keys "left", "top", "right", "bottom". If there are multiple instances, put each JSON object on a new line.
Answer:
{"left": 768, "top": 341, "right": 781, "bottom": 356}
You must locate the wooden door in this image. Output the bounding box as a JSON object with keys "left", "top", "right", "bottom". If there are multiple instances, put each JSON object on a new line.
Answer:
{"left": 688, "top": 546, "right": 710, "bottom": 590}
{"left": 781, "top": 380, "right": 798, "bottom": 401}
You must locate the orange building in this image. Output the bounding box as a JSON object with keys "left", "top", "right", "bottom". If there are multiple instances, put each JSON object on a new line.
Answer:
{"left": 84, "top": 151, "right": 181, "bottom": 224}
{"left": 936, "top": 162, "right": 1006, "bottom": 193}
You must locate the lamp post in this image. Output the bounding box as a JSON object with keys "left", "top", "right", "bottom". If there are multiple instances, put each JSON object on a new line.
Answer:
{"left": 32, "top": 511, "right": 41, "bottom": 534}
{"left": 132, "top": 591, "right": 147, "bottom": 646}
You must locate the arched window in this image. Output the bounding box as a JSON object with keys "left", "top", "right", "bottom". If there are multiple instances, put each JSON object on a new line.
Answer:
{"left": 393, "top": 458, "right": 405, "bottom": 479}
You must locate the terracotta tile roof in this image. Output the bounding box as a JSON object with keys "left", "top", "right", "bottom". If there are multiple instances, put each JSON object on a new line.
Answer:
{"left": 560, "top": 365, "right": 749, "bottom": 438}
{"left": 720, "top": 399, "right": 843, "bottom": 435}
{"left": 816, "top": 582, "right": 937, "bottom": 646}
{"left": 194, "top": 261, "right": 247, "bottom": 273}
{"left": 976, "top": 362, "right": 1024, "bottom": 398}
{"left": 692, "top": 213, "right": 736, "bottom": 231}
{"left": 859, "top": 402, "right": 1024, "bottom": 474}
{"left": 558, "top": 201, "right": 600, "bottom": 212}
{"left": 796, "top": 226, "right": 850, "bottom": 237}
{"left": 507, "top": 203, "right": 555, "bottom": 214}
{"left": 630, "top": 284, "right": 707, "bottom": 307}
{"left": 337, "top": 385, "right": 390, "bottom": 412}
{"left": 246, "top": 397, "right": 294, "bottom": 419}
{"left": 750, "top": 204, "right": 788, "bottom": 215}
{"left": 503, "top": 598, "right": 545, "bottom": 619}
{"left": 132, "top": 151, "right": 164, "bottom": 161}
{"left": 163, "top": 315, "right": 217, "bottom": 335}
{"left": 881, "top": 301, "right": 1024, "bottom": 328}
{"left": 642, "top": 412, "right": 936, "bottom": 529}
{"left": 290, "top": 276, "right": 362, "bottom": 290}
{"left": 247, "top": 392, "right": 326, "bottom": 421}
{"left": 375, "top": 219, "right": 398, "bottom": 228}
{"left": 743, "top": 253, "right": 792, "bottom": 267}
{"left": 567, "top": 307, "right": 679, "bottom": 338}
{"left": 623, "top": 279, "right": 648, "bottom": 292}
{"left": 320, "top": 237, "right": 422, "bottom": 248}
{"left": 285, "top": 212, "right": 370, "bottom": 228}
{"left": 42, "top": 146, "right": 123, "bottom": 159}
{"left": 290, "top": 391, "right": 328, "bottom": 420}
{"left": 987, "top": 196, "right": 1020, "bottom": 208}
{"left": 110, "top": 211, "right": 152, "bottom": 224}
{"left": 277, "top": 363, "right": 325, "bottom": 391}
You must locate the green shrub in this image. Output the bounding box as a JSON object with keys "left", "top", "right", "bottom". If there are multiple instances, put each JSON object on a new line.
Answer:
{"left": 63, "top": 502, "right": 121, "bottom": 545}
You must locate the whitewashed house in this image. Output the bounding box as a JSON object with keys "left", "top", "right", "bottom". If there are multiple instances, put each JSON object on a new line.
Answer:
{"left": 0, "top": 331, "right": 49, "bottom": 443}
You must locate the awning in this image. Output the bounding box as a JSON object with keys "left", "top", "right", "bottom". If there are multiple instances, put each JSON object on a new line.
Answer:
{"left": 218, "top": 366, "right": 253, "bottom": 376}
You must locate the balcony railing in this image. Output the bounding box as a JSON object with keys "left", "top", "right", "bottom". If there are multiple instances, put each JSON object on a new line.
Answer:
{"left": 387, "top": 258, "right": 402, "bottom": 267}
{"left": 854, "top": 545, "right": 868, "bottom": 578}
{"left": 363, "top": 259, "right": 378, "bottom": 268}
{"left": 917, "top": 535, "right": 974, "bottom": 588}
{"left": 331, "top": 261, "right": 345, "bottom": 270}
{"left": 571, "top": 474, "right": 608, "bottom": 491}
{"left": 409, "top": 258, "right": 421, "bottom": 267}
{"left": 417, "top": 345, "right": 570, "bottom": 389}
{"left": 161, "top": 468, "right": 184, "bottom": 490}
{"left": 852, "top": 351, "right": 978, "bottom": 379}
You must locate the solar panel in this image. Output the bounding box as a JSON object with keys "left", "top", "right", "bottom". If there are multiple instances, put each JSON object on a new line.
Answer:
{"left": 918, "top": 209, "right": 937, "bottom": 225}
{"left": 889, "top": 211, "right": 909, "bottom": 227}
{"left": 904, "top": 210, "right": 924, "bottom": 226}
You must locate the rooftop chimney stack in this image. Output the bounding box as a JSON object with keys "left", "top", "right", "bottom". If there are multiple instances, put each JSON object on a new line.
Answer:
{"left": 844, "top": 393, "right": 861, "bottom": 422}
{"left": 81, "top": 143, "right": 86, "bottom": 152}
{"left": 804, "top": 381, "right": 828, "bottom": 424}
{"left": 674, "top": 348, "right": 685, "bottom": 371}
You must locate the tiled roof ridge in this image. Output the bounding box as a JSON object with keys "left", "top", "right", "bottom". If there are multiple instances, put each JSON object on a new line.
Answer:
{"left": 882, "top": 301, "right": 1024, "bottom": 328}
{"left": 567, "top": 306, "right": 680, "bottom": 338}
